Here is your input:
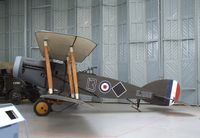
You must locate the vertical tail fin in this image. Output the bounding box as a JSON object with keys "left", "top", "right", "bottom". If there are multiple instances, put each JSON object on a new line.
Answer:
{"left": 166, "top": 80, "right": 180, "bottom": 106}
{"left": 141, "top": 80, "right": 181, "bottom": 106}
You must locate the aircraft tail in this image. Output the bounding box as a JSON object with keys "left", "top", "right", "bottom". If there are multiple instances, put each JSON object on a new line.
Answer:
{"left": 141, "top": 80, "right": 180, "bottom": 106}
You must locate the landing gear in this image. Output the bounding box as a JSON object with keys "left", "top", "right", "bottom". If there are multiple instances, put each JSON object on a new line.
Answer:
{"left": 127, "top": 98, "right": 141, "bottom": 112}
{"left": 34, "top": 99, "right": 51, "bottom": 116}
{"left": 136, "top": 99, "right": 141, "bottom": 109}
{"left": 33, "top": 94, "right": 94, "bottom": 116}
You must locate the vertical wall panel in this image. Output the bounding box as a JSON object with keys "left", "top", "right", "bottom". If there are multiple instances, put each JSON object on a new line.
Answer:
{"left": 146, "top": 0, "right": 159, "bottom": 82}
{"left": 67, "top": 0, "right": 76, "bottom": 34}
{"left": 130, "top": 43, "right": 146, "bottom": 86}
{"left": 29, "top": 0, "right": 50, "bottom": 59}
{"left": 76, "top": 0, "right": 92, "bottom": 71}
{"left": 163, "top": 0, "right": 197, "bottom": 105}
{"left": 9, "top": 0, "right": 25, "bottom": 61}
{"left": 102, "top": 0, "right": 118, "bottom": 79}
{"left": 118, "top": 0, "right": 128, "bottom": 82}
{"left": 0, "top": 1, "right": 6, "bottom": 61}
{"left": 128, "top": 0, "right": 146, "bottom": 86}
{"left": 91, "top": 0, "right": 101, "bottom": 75}
{"left": 180, "top": 0, "right": 197, "bottom": 105}
{"left": 52, "top": 0, "right": 68, "bottom": 33}
{"left": 163, "top": 0, "right": 180, "bottom": 80}
{"left": 77, "top": 0, "right": 91, "bottom": 37}
{"left": 197, "top": 0, "right": 200, "bottom": 105}
{"left": 163, "top": 0, "right": 178, "bottom": 40}
{"left": 30, "top": 0, "right": 46, "bottom": 59}
{"left": 164, "top": 41, "right": 180, "bottom": 79}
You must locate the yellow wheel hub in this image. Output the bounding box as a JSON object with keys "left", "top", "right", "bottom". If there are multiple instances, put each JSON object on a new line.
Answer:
{"left": 35, "top": 102, "right": 49, "bottom": 115}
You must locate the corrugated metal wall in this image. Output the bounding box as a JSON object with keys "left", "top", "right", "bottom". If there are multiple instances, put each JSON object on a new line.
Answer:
{"left": 146, "top": 0, "right": 159, "bottom": 83}
{"left": 118, "top": 0, "right": 128, "bottom": 82}
{"left": 162, "top": 0, "right": 197, "bottom": 105}
{"left": 0, "top": 1, "right": 6, "bottom": 61}
{"left": 102, "top": 0, "right": 118, "bottom": 79}
{"left": 0, "top": 0, "right": 25, "bottom": 62}
{"left": 91, "top": 0, "right": 101, "bottom": 75}
{"left": 129, "top": 0, "right": 146, "bottom": 86}
{"left": 197, "top": 0, "right": 200, "bottom": 106}
{"left": 28, "top": 0, "right": 51, "bottom": 59}
{"left": 0, "top": 0, "right": 199, "bottom": 105}
{"left": 76, "top": 0, "right": 92, "bottom": 71}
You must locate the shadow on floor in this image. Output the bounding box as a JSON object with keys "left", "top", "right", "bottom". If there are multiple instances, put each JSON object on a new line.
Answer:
{"left": 147, "top": 107, "right": 195, "bottom": 117}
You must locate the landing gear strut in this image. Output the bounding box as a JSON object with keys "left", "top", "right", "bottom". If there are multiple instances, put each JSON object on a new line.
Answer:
{"left": 127, "top": 98, "right": 141, "bottom": 112}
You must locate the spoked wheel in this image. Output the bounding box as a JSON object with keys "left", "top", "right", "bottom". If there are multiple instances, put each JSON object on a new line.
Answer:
{"left": 34, "top": 99, "right": 51, "bottom": 116}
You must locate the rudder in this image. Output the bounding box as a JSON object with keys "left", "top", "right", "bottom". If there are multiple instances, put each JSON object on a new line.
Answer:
{"left": 141, "top": 80, "right": 180, "bottom": 106}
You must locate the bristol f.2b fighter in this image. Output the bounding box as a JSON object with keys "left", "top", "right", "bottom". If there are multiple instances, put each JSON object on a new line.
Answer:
{"left": 13, "top": 31, "right": 180, "bottom": 116}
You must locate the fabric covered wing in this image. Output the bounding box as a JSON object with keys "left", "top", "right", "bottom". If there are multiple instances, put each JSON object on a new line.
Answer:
{"left": 35, "top": 31, "right": 97, "bottom": 63}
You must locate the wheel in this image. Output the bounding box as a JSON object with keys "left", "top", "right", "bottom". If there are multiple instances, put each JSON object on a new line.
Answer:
{"left": 34, "top": 99, "right": 51, "bottom": 116}
{"left": 9, "top": 89, "right": 22, "bottom": 105}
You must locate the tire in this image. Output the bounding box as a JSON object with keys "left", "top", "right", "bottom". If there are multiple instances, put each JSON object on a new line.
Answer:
{"left": 33, "top": 99, "right": 51, "bottom": 116}
{"left": 9, "top": 89, "right": 22, "bottom": 105}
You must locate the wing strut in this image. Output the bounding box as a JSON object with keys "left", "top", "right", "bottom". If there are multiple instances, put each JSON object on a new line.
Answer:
{"left": 66, "top": 57, "right": 75, "bottom": 98}
{"left": 67, "top": 47, "right": 79, "bottom": 99}
{"left": 43, "top": 40, "right": 53, "bottom": 94}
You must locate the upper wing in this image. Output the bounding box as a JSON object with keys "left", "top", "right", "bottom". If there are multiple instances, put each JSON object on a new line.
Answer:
{"left": 35, "top": 31, "right": 97, "bottom": 63}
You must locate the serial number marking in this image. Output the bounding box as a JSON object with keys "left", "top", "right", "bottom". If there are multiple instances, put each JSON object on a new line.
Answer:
{"left": 136, "top": 90, "right": 153, "bottom": 99}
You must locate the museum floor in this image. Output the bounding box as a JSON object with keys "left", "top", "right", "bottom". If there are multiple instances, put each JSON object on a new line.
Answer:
{"left": 17, "top": 102, "right": 200, "bottom": 138}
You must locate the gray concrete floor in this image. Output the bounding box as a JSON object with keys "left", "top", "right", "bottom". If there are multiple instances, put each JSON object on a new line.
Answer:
{"left": 16, "top": 102, "right": 200, "bottom": 138}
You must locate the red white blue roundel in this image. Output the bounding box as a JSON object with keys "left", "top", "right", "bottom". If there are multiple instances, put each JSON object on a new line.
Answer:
{"left": 99, "top": 81, "right": 111, "bottom": 93}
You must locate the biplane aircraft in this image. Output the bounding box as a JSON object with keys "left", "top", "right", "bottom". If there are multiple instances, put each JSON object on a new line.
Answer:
{"left": 13, "top": 31, "right": 180, "bottom": 116}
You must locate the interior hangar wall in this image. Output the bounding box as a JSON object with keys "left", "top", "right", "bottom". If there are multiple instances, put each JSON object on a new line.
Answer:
{"left": 0, "top": 0, "right": 25, "bottom": 61}
{"left": 0, "top": 0, "right": 199, "bottom": 105}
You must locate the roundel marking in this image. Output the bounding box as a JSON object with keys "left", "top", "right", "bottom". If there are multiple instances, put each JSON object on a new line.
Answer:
{"left": 99, "top": 81, "right": 111, "bottom": 93}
